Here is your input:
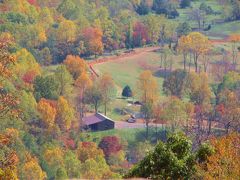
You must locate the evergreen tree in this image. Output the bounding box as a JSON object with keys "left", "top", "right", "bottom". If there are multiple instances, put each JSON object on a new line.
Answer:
{"left": 122, "top": 85, "right": 133, "bottom": 98}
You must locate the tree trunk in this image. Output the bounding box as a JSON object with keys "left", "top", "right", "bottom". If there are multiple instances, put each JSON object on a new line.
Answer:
{"left": 198, "top": 20, "right": 201, "bottom": 30}
{"left": 104, "top": 103, "right": 107, "bottom": 115}
{"left": 155, "top": 123, "right": 158, "bottom": 142}
{"left": 94, "top": 103, "right": 98, "bottom": 113}
{"left": 183, "top": 53, "right": 187, "bottom": 71}
{"left": 208, "top": 114, "right": 213, "bottom": 136}
{"left": 204, "top": 64, "right": 207, "bottom": 72}
{"left": 146, "top": 120, "right": 149, "bottom": 140}
{"left": 225, "top": 122, "right": 230, "bottom": 134}
{"left": 189, "top": 53, "right": 192, "bottom": 72}
{"left": 194, "top": 54, "right": 198, "bottom": 73}
{"left": 164, "top": 66, "right": 167, "bottom": 78}
{"left": 160, "top": 54, "right": 163, "bottom": 68}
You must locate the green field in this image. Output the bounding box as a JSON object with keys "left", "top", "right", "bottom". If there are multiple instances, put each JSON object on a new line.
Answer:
{"left": 94, "top": 51, "right": 162, "bottom": 88}
{"left": 80, "top": 127, "right": 166, "bottom": 145}
{"left": 92, "top": 46, "right": 221, "bottom": 120}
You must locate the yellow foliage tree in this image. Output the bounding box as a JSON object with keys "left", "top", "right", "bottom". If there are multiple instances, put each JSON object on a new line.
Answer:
{"left": 22, "top": 154, "right": 46, "bottom": 180}
{"left": 14, "top": 49, "right": 41, "bottom": 78}
{"left": 187, "top": 72, "right": 211, "bottom": 106}
{"left": 99, "top": 73, "right": 115, "bottom": 115}
{"left": 0, "top": 131, "right": 19, "bottom": 180}
{"left": 75, "top": 71, "right": 92, "bottom": 119}
{"left": 56, "top": 96, "right": 75, "bottom": 131}
{"left": 178, "top": 35, "right": 191, "bottom": 70}
{"left": 56, "top": 20, "right": 77, "bottom": 43}
{"left": 43, "top": 147, "right": 64, "bottom": 167}
{"left": 137, "top": 70, "right": 158, "bottom": 104}
{"left": 37, "top": 99, "right": 56, "bottom": 129}
{"left": 228, "top": 34, "right": 240, "bottom": 65}
{"left": 187, "top": 32, "right": 210, "bottom": 72}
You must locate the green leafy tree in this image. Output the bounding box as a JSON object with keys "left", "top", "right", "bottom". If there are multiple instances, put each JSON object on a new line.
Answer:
{"left": 55, "top": 167, "right": 68, "bottom": 180}
{"left": 54, "top": 65, "right": 73, "bottom": 97}
{"left": 19, "top": 91, "right": 38, "bottom": 121}
{"left": 126, "top": 133, "right": 196, "bottom": 179}
{"left": 141, "top": 102, "right": 154, "bottom": 139}
{"left": 176, "top": 22, "right": 191, "bottom": 37}
{"left": 57, "top": 0, "right": 77, "bottom": 19}
{"left": 64, "top": 151, "right": 81, "bottom": 178}
{"left": 217, "top": 71, "right": 240, "bottom": 94}
{"left": 34, "top": 75, "right": 60, "bottom": 101}
{"left": 187, "top": 72, "right": 212, "bottom": 105}
{"left": 163, "top": 69, "right": 188, "bottom": 98}
{"left": 85, "top": 83, "right": 103, "bottom": 113}
{"left": 160, "top": 97, "right": 188, "bottom": 131}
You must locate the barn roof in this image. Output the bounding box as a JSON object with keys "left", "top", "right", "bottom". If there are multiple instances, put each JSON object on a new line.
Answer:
{"left": 83, "top": 113, "right": 114, "bottom": 126}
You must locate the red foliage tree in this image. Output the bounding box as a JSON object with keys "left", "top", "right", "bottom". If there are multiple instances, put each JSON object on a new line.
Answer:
{"left": 133, "top": 22, "right": 149, "bottom": 47}
{"left": 27, "top": 0, "right": 39, "bottom": 7}
{"left": 22, "top": 70, "right": 38, "bottom": 84}
{"left": 98, "top": 136, "right": 122, "bottom": 157}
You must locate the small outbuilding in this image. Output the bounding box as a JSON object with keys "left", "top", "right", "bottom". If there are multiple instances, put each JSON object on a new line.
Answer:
{"left": 82, "top": 113, "right": 115, "bottom": 131}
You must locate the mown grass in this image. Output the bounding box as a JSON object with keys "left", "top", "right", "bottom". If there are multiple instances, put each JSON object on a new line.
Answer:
{"left": 80, "top": 127, "right": 166, "bottom": 145}
{"left": 207, "top": 21, "right": 240, "bottom": 38}
{"left": 176, "top": 0, "right": 222, "bottom": 27}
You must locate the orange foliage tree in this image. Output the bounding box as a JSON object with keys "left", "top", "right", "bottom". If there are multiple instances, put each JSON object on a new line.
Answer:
{"left": 83, "top": 27, "right": 103, "bottom": 57}
{"left": 228, "top": 34, "right": 240, "bottom": 66}
{"left": 197, "top": 133, "right": 240, "bottom": 179}
{"left": 37, "top": 98, "right": 57, "bottom": 129}
{"left": 63, "top": 55, "right": 88, "bottom": 79}
{"left": 217, "top": 89, "right": 240, "bottom": 133}
{"left": 0, "top": 33, "right": 16, "bottom": 80}
{"left": 0, "top": 33, "right": 19, "bottom": 120}
{"left": 76, "top": 142, "right": 104, "bottom": 163}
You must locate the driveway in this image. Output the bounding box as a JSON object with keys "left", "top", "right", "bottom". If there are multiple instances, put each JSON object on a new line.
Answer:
{"left": 115, "top": 121, "right": 164, "bottom": 129}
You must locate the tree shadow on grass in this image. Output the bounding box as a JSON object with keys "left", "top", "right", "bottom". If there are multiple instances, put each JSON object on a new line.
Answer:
{"left": 134, "top": 127, "right": 169, "bottom": 144}
{"left": 153, "top": 69, "right": 171, "bottom": 78}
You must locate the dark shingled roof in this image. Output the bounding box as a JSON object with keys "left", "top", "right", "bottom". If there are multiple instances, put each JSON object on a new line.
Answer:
{"left": 83, "top": 113, "right": 114, "bottom": 126}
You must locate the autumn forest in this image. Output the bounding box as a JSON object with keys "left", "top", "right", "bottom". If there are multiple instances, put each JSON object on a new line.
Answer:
{"left": 0, "top": 0, "right": 240, "bottom": 179}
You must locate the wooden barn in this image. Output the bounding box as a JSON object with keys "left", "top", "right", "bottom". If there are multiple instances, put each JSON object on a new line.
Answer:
{"left": 82, "top": 113, "right": 115, "bottom": 131}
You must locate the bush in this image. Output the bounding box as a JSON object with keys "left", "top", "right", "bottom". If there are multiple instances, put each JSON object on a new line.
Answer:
{"left": 180, "top": 0, "right": 191, "bottom": 9}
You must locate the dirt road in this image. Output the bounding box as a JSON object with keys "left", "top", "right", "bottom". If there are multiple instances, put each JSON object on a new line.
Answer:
{"left": 88, "top": 46, "right": 160, "bottom": 77}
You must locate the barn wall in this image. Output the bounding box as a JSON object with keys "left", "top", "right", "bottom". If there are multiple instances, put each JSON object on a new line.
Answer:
{"left": 89, "top": 119, "right": 115, "bottom": 131}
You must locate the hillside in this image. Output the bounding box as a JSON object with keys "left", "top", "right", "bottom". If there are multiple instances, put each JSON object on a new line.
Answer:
{"left": 0, "top": 0, "right": 240, "bottom": 179}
